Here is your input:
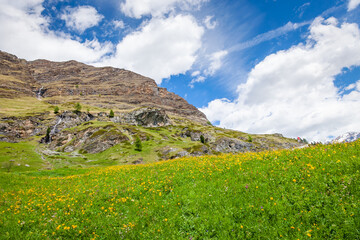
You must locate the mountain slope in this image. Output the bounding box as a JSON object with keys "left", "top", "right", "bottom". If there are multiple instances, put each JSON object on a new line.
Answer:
{"left": 0, "top": 50, "right": 207, "bottom": 123}
{"left": 0, "top": 50, "right": 305, "bottom": 171}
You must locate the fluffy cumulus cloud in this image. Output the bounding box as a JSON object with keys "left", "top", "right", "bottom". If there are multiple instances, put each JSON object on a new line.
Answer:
{"left": 100, "top": 15, "right": 204, "bottom": 83}
{"left": 348, "top": 0, "right": 360, "bottom": 11}
{"left": 0, "top": 0, "right": 207, "bottom": 84}
{"left": 0, "top": 0, "right": 112, "bottom": 62}
{"left": 201, "top": 17, "right": 360, "bottom": 142}
{"left": 120, "top": 0, "right": 207, "bottom": 18}
{"left": 61, "top": 6, "right": 104, "bottom": 33}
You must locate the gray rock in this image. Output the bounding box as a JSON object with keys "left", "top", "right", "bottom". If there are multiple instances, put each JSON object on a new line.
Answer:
{"left": 175, "top": 151, "right": 190, "bottom": 158}
{"left": 112, "top": 107, "right": 171, "bottom": 127}
{"left": 180, "top": 128, "right": 213, "bottom": 142}
{"left": 190, "top": 145, "right": 211, "bottom": 156}
{"left": 213, "top": 137, "right": 254, "bottom": 153}
{"left": 49, "top": 126, "right": 129, "bottom": 154}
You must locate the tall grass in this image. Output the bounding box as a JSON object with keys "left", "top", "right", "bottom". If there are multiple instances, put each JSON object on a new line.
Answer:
{"left": 0, "top": 140, "right": 359, "bottom": 239}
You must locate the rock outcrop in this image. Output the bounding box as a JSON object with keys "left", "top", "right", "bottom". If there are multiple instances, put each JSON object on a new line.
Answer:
{"left": 213, "top": 137, "right": 254, "bottom": 153}
{"left": 0, "top": 113, "right": 49, "bottom": 142}
{"left": 180, "top": 127, "right": 213, "bottom": 142}
{"left": 112, "top": 107, "right": 171, "bottom": 127}
{"left": 49, "top": 125, "right": 129, "bottom": 154}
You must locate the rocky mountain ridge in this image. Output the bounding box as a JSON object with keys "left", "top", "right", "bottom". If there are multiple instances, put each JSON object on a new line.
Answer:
{"left": 332, "top": 132, "right": 360, "bottom": 143}
{"left": 0, "top": 50, "right": 207, "bottom": 123}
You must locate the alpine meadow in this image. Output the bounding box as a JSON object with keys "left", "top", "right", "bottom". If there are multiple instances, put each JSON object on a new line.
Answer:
{"left": 1, "top": 0, "right": 360, "bottom": 239}
{"left": 1, "top": 140, "right": 359, "bottom": 239}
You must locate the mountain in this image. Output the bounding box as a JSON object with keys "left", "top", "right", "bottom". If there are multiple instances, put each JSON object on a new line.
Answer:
{"left": 0, "top": 50, "right": 206, "bottom": 124}
{"left": 333, "top": 132, "right": 360, "bottom": 143}
{"left": 0, "top": 50, "right": 304, "bottom": 171}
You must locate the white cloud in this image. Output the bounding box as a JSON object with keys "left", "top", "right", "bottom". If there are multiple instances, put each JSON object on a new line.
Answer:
{"left": 205, "top": 50, "right": 228, "bottom": 75}
{"left": 348, "top": 0, "right": 360, "bottom": 11}
{"left": 112, "top": 20, "right": 125, "bottom": 29}
{"left": 201, "top": 18, "right": 360, "bottom": 142}
{"left": 0, "top": 1, "right": 205, "bottom": 84}
{"left": 229, "top": 21, "right": 311, "bottom": 52}
{"left": 120, "top": 0, "right": 208, "bottom": 18}
{"left": 0, "top": 0, "right": 112, "bottom": 62}
{"left": 189, "top": 75, "right": 205, "bottom": 88}
{"left": 296, "top": 2, "right": 311, "bottom": 18}
{"left": 61, "top": 6, "right": 104, "bottom": 33}
{"left": 204, "top": 15, "right": 217, "bottom": 29}
{"left": 191, "top": 70, "right": 201, "bottom": 77}
{"left": 99, "top": 15, "right": 204, "bottom": 84}
{"left": 344, "top": 82, "right": 356, "bottom": 91}
{"left": 189, "top": 50, "right": 227, "bottom": 87}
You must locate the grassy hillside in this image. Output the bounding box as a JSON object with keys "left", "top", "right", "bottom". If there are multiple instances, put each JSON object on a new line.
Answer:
{"left": 0, "top": 140, "right": 359, "bottom": 239}
{"left": 0, "top": 114, "right": 301, "bottom": 172}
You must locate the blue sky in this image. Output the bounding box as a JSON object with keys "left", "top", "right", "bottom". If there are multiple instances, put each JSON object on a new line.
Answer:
{"left": 0, "top": 0, "right": 360, "bottom": 141}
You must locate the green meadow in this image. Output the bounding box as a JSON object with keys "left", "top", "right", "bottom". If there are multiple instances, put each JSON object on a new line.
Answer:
{"left": 0, "top": 140, "right": 359, "bottom": 239}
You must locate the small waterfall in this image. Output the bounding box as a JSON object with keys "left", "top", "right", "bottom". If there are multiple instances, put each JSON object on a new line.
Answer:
{"left": 50, "top": 117, "right": 62, "bottom": 136}
{"left": 37, "top": 87, "right": 44, "bottom": 100}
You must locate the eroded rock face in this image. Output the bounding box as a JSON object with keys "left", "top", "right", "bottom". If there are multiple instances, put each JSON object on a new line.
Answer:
{"left": 213, "top": 137, "right": 254, "bottom": 153}
{"left": 49, "top": 125, "right": 129, "bottom": 154}
{"left": 52, "top": 111, "right": 94, "bottom": 133}
{"left": 112, "top": 108, "right": 171, "bottom": 127}
{"left": 0, "top": 51, "right": 40, "bottom": 98}
{"left": 180, "top": 128, "right": 213, "bottom": 142}
{"left": 0, "top": 113, "right": 49, "bottom": 142}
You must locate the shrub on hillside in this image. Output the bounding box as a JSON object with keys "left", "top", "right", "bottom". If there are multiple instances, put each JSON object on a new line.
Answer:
{"left": 54, "top": 106, "right": 59, "bottom": 114}
{"left": 109, "top": 110, "right": 114, "bottom": 118}
{"left": 134, "top": 136, "right": 142, "bottom": 151}
{"left": 74, "top": 103, "right": 82, "bottom": 114}
{"left": 200, "top": 135, "right": 205, "bottom": 144}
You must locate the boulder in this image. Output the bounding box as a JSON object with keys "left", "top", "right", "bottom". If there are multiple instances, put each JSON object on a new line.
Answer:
{"left": 180, "top": 128, "right": 213, "bottom": 142}
{"left": 113, "top": 107, "right": 171, "bottom": 127}
{"left": 213, "top": 137, "right": 254, "bottom": 153}
{"left": 49, "top": 126, "right": 129, "bottom": 154}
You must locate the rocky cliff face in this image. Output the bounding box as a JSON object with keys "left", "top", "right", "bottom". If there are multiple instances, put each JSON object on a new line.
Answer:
{"left": 0, "top": 51, "right": 40, "bottom": 98}
{"left": 0, "top": 50, "right": 207, "bottom": 123}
